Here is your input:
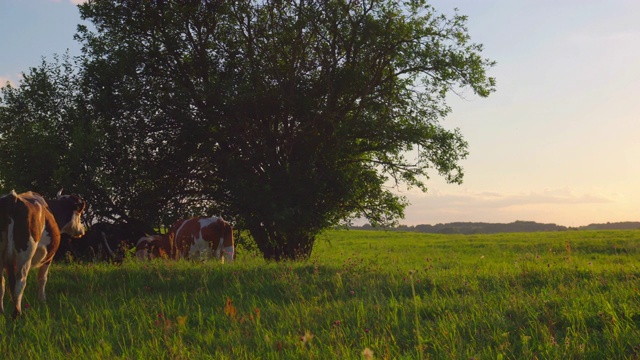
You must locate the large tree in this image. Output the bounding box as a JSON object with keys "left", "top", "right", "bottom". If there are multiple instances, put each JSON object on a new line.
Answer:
{"left": 1, "top": 0, "right": 495, "bottom": 260}
{"left": 0, "top": 55, "right": 90, "bottom": 199}
{"left": 0, "top": 54, "right": 187, "bottom": 231}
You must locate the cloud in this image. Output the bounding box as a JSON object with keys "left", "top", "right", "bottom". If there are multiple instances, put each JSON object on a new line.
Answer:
{"left": 0, "top": 76, "right": 17, "bottom": 88}
{"left": 406, "top": 187, "right": 611, "bottom": 208}
{"left": 398, "top": 187, "right": 618, "bottom": 226}
{"left": 0, "top": 72, "right": 24, "bottom": 88}
{"left": 69, "top": 0, "right": 88, "bottom": 4}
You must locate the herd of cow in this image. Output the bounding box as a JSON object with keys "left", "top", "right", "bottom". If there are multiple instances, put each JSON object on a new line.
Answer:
{"left": 0, "top": 190, "right": 235, "bottom": 318}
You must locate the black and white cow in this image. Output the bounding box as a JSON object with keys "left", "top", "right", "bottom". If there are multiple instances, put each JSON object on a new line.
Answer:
{"left": 73, "top": 222, "right": 149, "bottom": 262}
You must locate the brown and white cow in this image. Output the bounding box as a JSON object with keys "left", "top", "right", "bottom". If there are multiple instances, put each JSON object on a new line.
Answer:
{"left": 0, "top": 190, "right": 61, "bottom": 318}
{"left": 20, "top": 191, "right": 86, "bottom": 262}
{"left": 169, "top": 216, "right": 235, "bottom": 262}
{"left": 135, "top": 234, "right": 172, "bottom": 260}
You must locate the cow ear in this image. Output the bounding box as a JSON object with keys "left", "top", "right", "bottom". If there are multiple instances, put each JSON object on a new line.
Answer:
{"left": 9, "top": 190, "right": 19, "bottom": 202}
{"left": 56, "top": 189, "right": 64, "bottom": 199}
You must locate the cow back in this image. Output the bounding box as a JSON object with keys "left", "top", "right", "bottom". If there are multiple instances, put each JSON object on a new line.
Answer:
{"left": 15, "top": 192, "right": 61, "bottom": 261}
{"left": 0, "top": 192, "right": 45, "bottom": 253}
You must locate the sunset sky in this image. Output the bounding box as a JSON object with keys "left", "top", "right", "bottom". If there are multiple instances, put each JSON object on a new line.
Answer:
{"left": 1, "top": 0, "right": 639, "bottom": 227}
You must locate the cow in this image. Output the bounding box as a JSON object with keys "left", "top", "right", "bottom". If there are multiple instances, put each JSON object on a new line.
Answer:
{"left": 169, "top": 216, "right": 235, "bottom": 262}
{"left": 18, "top": 190, "right": 87, "bottom": 262}
{"left": 47, "top": 189, "right": 86, "bottom": 238}
{"left": 0, "top": 190, "right": 61, "bottom": 318}
{"left": 135, "top": 234, "right": 172, "bottom": 260}
{"left": 74, "top": 222, "right": 148, "bottom": 262}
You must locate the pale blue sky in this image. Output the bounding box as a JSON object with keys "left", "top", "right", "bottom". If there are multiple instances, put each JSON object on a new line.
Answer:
{"left": 2, "top": 0, "right": 639, "bottom": 226}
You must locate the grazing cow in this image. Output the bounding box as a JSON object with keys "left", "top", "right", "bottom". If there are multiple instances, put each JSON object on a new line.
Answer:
{"left": 0, "top": 190, "right": 61, "bottom": 318}
{"left": 170, "top": 216, "right": 235, "bottom": 262}
{"left": 135, "top": 234, "right": 172, "bottom": 260}
{"left": 74, "top": 222, "right": 148, "bottom": 262}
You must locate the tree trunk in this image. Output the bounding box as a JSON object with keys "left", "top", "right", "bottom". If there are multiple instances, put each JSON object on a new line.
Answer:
{"left": 248, "top": 223, "right": 315, "bottom": 261}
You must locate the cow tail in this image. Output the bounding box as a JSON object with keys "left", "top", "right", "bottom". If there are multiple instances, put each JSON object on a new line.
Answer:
{"left": 101, "top": 232, "right": 116, "bottom": 259}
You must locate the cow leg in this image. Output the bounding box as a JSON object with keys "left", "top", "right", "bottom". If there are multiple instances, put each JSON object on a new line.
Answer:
{"left": 0, "top": 270, "right": 5, "bottom": 314}
{"left": 12, "top": 261, "right": 32, "bottom": 318}
{"left": 0, "top": 231, "right": 7, "bottom": 314}
{"left": 223, "top": 246, "right": 235, "bottom": 263}
{"left": 5, "top": 262, "right": 17, "bottom": 317}
{"left": 36, "top": 261, "right": 51, "bottom": 303}
{"left": 12, "top": 246, "right": 36, "bottom": 318}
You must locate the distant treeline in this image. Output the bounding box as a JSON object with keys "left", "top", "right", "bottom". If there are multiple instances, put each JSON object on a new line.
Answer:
{"left": 352, "top": 221, "right": 640, "bottom": 234}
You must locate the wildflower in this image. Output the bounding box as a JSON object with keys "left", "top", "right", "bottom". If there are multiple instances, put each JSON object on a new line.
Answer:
{"left": 176, "top": 316, "right": 187, "bottom": 328}
{"left": 333, "top": 320, "right": 342, "bottom": 327}
{"left": 24, "top": 303, "right": 30, "bottom": 309}
{"left": 350, "top": 290, "right": 355, "bottom": 295}
{"left": 224, "top": 298, "right": 237, "bottom": 320}
{"left": 362, "top": 347, "right": 374, "bottom": 360}
{"left": 364, "top": 328, "right": 370, "bottom": 334}
{"left": 300, "top": 330, "right": 314, "bottom": 345}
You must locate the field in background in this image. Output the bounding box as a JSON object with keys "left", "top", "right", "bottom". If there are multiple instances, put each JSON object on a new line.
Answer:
{"left": 1, "top": 229, "right": 639, "bottom": 359}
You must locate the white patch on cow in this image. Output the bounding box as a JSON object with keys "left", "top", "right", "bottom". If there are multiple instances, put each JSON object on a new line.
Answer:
{"left": 60, "top": 210, "right": 85, "bottom": 237}
{"left": 215, "top": 236, "right": 224, "bottom": 258}
{"left": 15, "top": 237, "right": 37, "bottom": 305}
{"left": 37, "top": 262, "right": 51, "bottom": 302}
{"left": 189, "top": 236, "right": 211, "bottom": 260}
{"left": 16, "top": 237, "right": 37, "bottom": 264}
{"left": 39, "top": 230, "right": 52, "bottom": 247}
{"left": 31, "top": 242, "right": 48, "bottom": 267}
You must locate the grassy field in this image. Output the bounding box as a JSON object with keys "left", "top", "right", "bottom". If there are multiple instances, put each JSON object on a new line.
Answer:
{"left": 1, "top": 229, "right": 639, "bottom": 359}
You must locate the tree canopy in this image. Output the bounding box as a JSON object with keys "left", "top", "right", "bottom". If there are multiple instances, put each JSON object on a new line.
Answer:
{"left": 0, "top": 0, "right": 495, "bottom": 260}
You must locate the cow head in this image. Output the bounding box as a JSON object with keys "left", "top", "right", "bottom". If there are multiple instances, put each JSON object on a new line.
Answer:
{"left": 54, "top": 191, "right": 86, "bottom": 238}
{"left": 135, "top": 234, "right": 171, "bottom": 260}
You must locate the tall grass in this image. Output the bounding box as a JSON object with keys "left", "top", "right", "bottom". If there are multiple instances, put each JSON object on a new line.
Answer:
{"left": 0, "top": 229, "right": 639, "bottom": 359}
